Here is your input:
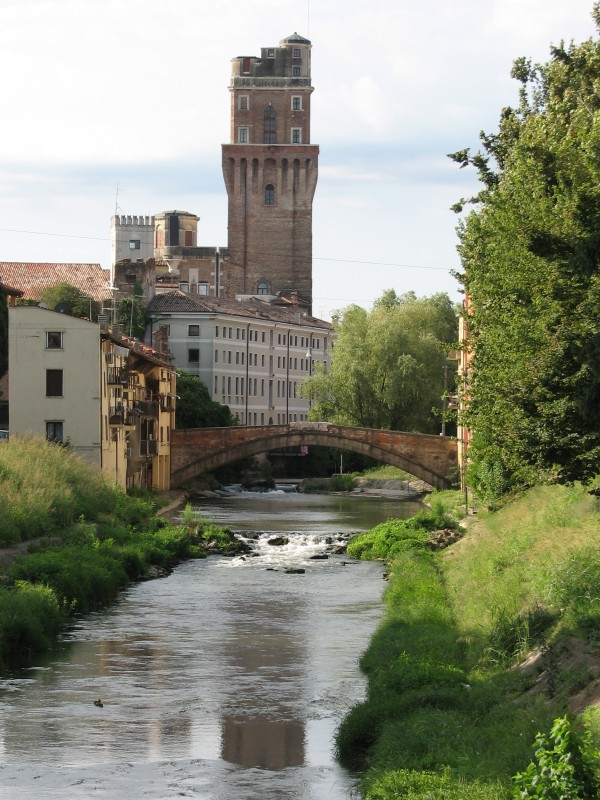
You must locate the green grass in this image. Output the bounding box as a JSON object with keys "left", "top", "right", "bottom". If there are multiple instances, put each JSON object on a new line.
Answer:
{"left": 338, "top": 481, "right": 600, "bottom": 799}
{"left": 0, "top": 438, "right": 245, "bottom": 673}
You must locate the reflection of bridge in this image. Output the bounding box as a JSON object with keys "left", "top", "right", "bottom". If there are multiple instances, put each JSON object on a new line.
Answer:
{"left": 171, "top": 422, "right": 458, "bottom": 489}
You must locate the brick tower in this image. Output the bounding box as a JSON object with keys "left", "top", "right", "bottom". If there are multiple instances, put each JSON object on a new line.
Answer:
{"left": 222, "top": 33, "right": 319, "bottom": 310}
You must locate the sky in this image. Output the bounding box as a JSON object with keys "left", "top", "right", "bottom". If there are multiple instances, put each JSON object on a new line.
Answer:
{"left": 0, "top": 0, "right": 597, "bottom": 320}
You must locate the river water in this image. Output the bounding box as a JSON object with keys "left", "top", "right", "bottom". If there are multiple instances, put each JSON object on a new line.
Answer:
{"left": 0, "top": 489, "right": 421, "bottom": 800}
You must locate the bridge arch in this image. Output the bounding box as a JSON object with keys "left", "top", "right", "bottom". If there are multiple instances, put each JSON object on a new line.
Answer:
{"left": 171, "top": 423, "right": 458, "bottom": 489}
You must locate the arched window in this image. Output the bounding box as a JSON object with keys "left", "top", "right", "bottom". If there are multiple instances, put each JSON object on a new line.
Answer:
{"left": 257, "top": 281, "right": 269, "bottom": 295}
{"left": 264, "top": 105, "right": 276, "bottom": 144}
{"left": 264, "top": 184, "right": 275, "bottom": 205}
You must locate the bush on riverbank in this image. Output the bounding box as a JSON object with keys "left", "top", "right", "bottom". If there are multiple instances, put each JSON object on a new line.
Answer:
{"left": 339, "top": 484, "right": 600, "bottom": 799}
{"left": 299, "top": 474, "right": 357, "bottom": 492}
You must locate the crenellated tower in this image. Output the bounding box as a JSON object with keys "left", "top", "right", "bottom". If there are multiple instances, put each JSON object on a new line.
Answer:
{"left": 222, "top": 33, "right": 319, "bottom": 309}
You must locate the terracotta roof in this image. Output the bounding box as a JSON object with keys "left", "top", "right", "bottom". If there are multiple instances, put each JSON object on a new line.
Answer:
{"left": 103, "top": 330, "right": 173, "bottom": 368}
{"left": 147, "top": 290, "right": 332, "bottom": 329}
{"left": 0, "top": 263, "right": 111, "bottom": 302}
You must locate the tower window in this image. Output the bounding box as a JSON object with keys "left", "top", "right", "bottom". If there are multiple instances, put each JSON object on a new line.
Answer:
{"left": 257, "top": 281, "right": 269, "bottom": 295}
{"left": 238, "top": 126, "right": 249, "bottom": 143}
{"left": 242, "top": 57, "right": 250, "bottom": 74}
{"left": 264, "top": 184, "right": 275, "bottom": 205}
{"left": 238, "top": 94, "right": 249, "bottom": 111}
{"left": 293, "top": 48, "right": 301, "bottom": 58}
{"left": 267, "top": 48, "right": 275, "bottom": 58}
{"left": 291, "top": 128, "right": 302, "bottom": 144}
{"left": 291, "top": 96, "right": 302, "bottom": 111}
{"left": 292, "top": 66, "right": 301, "bottom": 77}
{"left": 264, "top": 105, "right": 276, "bottom": 144}
{"left": 129, "top": 239, "right": 141, "bottom": 250}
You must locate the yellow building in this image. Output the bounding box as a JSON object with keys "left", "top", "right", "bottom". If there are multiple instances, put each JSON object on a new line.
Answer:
{"left": 100, "top": 328, "right": 176, "bottom": 491}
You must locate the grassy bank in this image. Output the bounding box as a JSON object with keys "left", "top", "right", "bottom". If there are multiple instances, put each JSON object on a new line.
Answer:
{"left": 338, "top": 484, "right": 600, "bottom": 798}
{"left": 0, "top": 437, "right": 242, "bottom": 673}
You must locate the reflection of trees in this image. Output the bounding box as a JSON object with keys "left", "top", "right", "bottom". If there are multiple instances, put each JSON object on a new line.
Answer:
{"left": 219, "top": 595, "right": 309, "bottom": 770}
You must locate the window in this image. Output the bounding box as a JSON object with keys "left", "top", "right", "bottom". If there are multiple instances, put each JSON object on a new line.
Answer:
{"left": 46, "top": 331, "right": 63, "bottom": 349}
{"left": 257, "top": 281, "right": 269, "bottom": 294}
{"left": 238, "top": 94, "right": 249, "bottom": 110}
{"left": 125, "top": 272, "right": 136, "bottom": 284}
{"left": 238, "top": 126, "right": 249, "bottom": 143}
{"left": 292, "top": 66, "right": 301, "bottom": 76}
{"left": 46, "top": 369, "right": 63, "bottom": 397}
{"left": 188, "top": 349, "right": 200, "bottom": 363}
{"left": 46, "top": 421, "right": 63, "bottom": 443}
{"left": 291, "top": 128, "right": 302, "bottom": 144}
{"left": 180, "top": 282, "right": 189, "bottom": 293}
{"left": 264, "top": 105, "right": 276, "bottom": 144}
{"left": 291, "top": 96, "right": 302, "bottom": 111}
{"left": 293, "top": 48, "right": 301, "bottom": 58}
{"left": 129, "top": 239, "right": 141, "bottom": 250}
{"left": 214, "top": 350, "right": 218, "bottom": 363}
{"left": 198, "top": 283, "right": 208, "bottom": 296}
{"left": 264, "top": 184, "right": 275, "bottom": 205}
{"left": 185, "top": 230, "right": 193, "bottom": 246}
{"left": 267, "top": 48, "right": 275, "bottom": 58}
{"left": 188, "top": 325, "right": 200, "bottom": 337}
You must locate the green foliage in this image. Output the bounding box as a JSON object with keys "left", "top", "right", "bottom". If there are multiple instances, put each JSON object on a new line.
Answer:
{"left": 0, "top": 282, "right": 7, "bottom": 377}
{"left": 328, "top": 473, "right": 356, "bottom": 491}
{"left": 347, "top": 511, "right": 455, "bottom": 561}
{"left": 453, "top": 23, "right": 600, "bottom": 490}
{"left": 366, "top": 769, "right": 506, "bottom": 800}
{"left": 175, "top": 369, "right": 235, "bottom": 428}
{"left": 0, "top": 582, "right": 62, "bottom": 668}
{"left": 115, "top": 293, "right": 147, "bottom": 339}
{"left": 302, "top": 291, "right": 457, "bottom": 433}
{"left": 0, "top": 435, "right": 120, "bottom": 545}
{"left": 36, "top": 282, "right": 102, "bottom": 321}
{"left": 513, "top": 716, "right": 600, "bottom": 799}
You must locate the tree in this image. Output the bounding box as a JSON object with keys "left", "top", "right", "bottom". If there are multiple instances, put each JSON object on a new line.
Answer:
{"left": 452, "top": 6, "right": 600, "bottom": 490}
{"left": 115, "top": 295, "right": 147, "bottom": 340}
{"left": 302, "top": 291, "right": 457, "bottom": 433}
{"left": 0, "top": 283, "right": 7, "bottom": 378}
{"left": 36, "top": 283, "right": 101, "bottom": 321}
{"left": 175, "top": 370, "right": 236, "bottom": 429}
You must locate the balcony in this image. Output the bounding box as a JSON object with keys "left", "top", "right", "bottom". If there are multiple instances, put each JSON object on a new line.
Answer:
{"left": 140, "top": 439, "right": 158, "bottom": 456}
{"left": 133, "top": 399, "right": 159, "bottom": 418}
{"left": 108, "top": 405, "right": 136, "bottom": 427}
{"left": 107, "top": 367, "right": 127, "bottom": 385}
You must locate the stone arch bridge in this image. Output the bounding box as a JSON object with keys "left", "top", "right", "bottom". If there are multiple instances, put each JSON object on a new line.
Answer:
{"left": 171, "top": 422, "right": 458, "bottom": 489}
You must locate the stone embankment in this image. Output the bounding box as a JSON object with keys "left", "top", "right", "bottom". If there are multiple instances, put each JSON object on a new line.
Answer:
{"left": 352, "top": 478, "right": 431, "bottom": 497}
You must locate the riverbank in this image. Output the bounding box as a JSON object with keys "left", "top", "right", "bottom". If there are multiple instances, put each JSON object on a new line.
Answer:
{"left": 0, "top": 439, "right": 244, "bottom": 674}
{"left": 338, "top": 483, "right": 600, "bottom": 798}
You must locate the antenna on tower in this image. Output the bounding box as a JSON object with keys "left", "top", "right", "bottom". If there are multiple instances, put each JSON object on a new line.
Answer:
{"left": 114, "top": 184, "right": 121, "bottom": 216}
{"left": 307, "top": 0, "right": 310, "bottom": 37}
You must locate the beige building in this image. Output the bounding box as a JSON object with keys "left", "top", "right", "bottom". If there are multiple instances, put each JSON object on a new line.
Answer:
{"left": 146, "top": 291, "right": 331, "bottom": 425}
{"left": 9, "top": 306, "right": 102, "bottom": 464}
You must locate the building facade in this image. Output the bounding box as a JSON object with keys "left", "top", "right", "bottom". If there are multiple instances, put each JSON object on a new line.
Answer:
{"left": 9, "top": 306, "right": 102, "bottom": 464}
{"left": 147, "top": 291, "right": 331, "bottom": 425}
{"left": 8, "top": 306, "right": 175, "bottom": 490}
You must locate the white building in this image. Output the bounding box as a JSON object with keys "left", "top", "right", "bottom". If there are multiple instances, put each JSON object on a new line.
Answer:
{"left": 8, "top": 306, "right": 102, "bottom": 464}
{"left": 146, "top": 292, "right": 332, "bottom": 425}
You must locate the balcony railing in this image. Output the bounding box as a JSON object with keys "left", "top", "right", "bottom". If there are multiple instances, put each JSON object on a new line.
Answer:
{"left": 140, "top": 439, "right": 158, "bottom": 456}
{"left": 108, "top": 405, "right": 136, "bottom": 427}
{"left": 159, "top": 394, "right": 176, "bottom": 412}
{"left": 133, "top": 399, "right": 159, "bottom": 418}
{"left": 107, "top": 367, "right": 127, "bottom": 385}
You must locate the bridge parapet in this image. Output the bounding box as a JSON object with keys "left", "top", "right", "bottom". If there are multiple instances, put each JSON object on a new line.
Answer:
{"left": 171, "top": 423, "right": 458, "bottom": 490}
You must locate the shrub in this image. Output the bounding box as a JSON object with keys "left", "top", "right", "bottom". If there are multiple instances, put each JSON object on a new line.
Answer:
{"left": 0, "top": 582, "right": 63, "bottom": 669}
{"left": 513, "top": 716, "right": 600, "bottom": 799}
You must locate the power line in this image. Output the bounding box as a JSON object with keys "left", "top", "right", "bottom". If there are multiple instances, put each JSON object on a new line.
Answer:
{"left": 0, "top": 226, "right": 454, "bottom": 272}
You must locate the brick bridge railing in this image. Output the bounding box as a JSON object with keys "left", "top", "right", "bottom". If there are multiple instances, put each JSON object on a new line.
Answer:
{"left": 171, "top": 422, "right": 458, "bottom": 490}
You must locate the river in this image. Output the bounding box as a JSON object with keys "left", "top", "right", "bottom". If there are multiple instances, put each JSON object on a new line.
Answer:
{"left": 0, "top": 489, "right": 422, "bottom": 800}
